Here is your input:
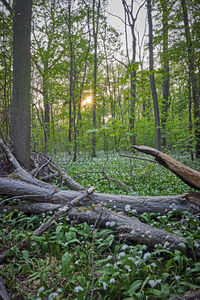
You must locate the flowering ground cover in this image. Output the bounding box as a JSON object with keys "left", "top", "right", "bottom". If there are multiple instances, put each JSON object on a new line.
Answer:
{"left": 0, "top": 152, "right": 200, "bottom": 299}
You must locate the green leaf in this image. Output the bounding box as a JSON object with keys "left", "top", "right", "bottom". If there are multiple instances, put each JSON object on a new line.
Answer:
{"left": 128, "top": 280, "right": 143, "bottom": 293}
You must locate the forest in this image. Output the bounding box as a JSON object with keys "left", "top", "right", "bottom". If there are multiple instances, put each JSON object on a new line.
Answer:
{"left": 0, "top": 0, "right": 200, "bottom": 299}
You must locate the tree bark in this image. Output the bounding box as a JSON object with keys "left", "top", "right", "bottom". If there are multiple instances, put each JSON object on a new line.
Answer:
{"left": 147, "top": 0, "right": 162, "bottom": 150}
{"left": 11, "top": 0, "right": 32, "bottom": 169}
{"left": 160, "top": 0, "right": 170, "bottom": 149}
{"left": 0, "top": 178, "right": 199, "bottom": 215}
{"left": 181, "top": 0, "right": 200, "bottom": 158}
{"left": 133, "top": 145, "right": 200, "bottom": 190}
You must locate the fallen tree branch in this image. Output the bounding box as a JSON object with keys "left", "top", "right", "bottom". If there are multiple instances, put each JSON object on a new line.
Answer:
{"left": 0, "top": 277, "right": 10, "bottom": 300}
{"left": 168, "top": 289, "right": 200, "bottom": 300}
{"left": 1, "top": 203, "right": 198, "bottom": 264}
{"left": 0, "top": 187, "right": 95, "bottom": 264}
{"left": 133, "top": 145, "right": 200, "bottom": 190}
{"left": 0, "top": 177, "right": 199, "bottom": 215}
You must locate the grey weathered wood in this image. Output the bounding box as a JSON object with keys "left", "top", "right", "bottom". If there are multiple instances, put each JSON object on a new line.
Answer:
{"left": 0, "top": 177, "right": 199, "bottom": 215}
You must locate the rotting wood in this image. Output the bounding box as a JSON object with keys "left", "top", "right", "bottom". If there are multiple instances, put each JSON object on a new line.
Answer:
{"left": 168, "top": 289, "right": 200, "bottom": 300}
{"left": 0, "top": 187, "right": 94, "bottom": 264}
{"left": 0, "top": 203, "right": 199, "bottom": 264}
{"left": 0, "top": 177, "right": 200, "bottom": 215}
{"left": 0, "top": 277, "right": 10, "bottom": 300}
{"left": 133, "top": 145, "right": 200, "bottom": 190}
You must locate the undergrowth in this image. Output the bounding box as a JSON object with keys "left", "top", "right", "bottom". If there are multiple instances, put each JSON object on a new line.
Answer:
{"left": 0, "top": 151, "right": 200, "bottom": 299}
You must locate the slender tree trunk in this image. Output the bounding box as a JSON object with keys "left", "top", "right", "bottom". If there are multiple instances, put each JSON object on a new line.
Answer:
{"left": 181, "top": 0, "right": 200, "bottom": 158}
{"left": 68, "top": 1, "right": 73, "bottom": 146}
{"left": 160, "top": 0, "right": 170, "bottom": 149}
{"left": 188, "top": 74, "right": 194, "bottom": 161}
{"left": 92, "top": 0, "right": 101, "bottom": 158}
{"left": 11, "top": 0, "right": 32, "bottom": 169}
{"left": 42, "top": 68, "right": 49, "bottom": 154}
{"left": 147, "top": 0, "right": 161, "bottom": 150}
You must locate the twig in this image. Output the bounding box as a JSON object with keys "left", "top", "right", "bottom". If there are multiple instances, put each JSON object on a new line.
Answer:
{"left": 119, "top": 154, "right": 156, "bottom": 163}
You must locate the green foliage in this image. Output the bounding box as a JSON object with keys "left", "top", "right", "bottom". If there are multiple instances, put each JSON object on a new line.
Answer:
{"left": 1, "top": 152, "right": 200, "bottom": 299}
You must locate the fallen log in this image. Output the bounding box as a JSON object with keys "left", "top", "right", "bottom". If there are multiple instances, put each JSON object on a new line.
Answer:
{"left": 0, "top": 187, "right": 94, "bottom": 264}
{"left": 168, "top": 289, "right": 200, "bottom": 300}
{"left": 1, "top": 203, "right": 198, "bottom": 264}
{"left": 133, "top": 145, "right": 200, "bottom": 191}
{"left": 0, "top": 177, "right": 200, "bottom": 215}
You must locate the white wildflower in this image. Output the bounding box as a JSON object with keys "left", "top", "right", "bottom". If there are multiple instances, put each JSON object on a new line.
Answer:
{"left": 135, "top": 260, "right": 139, "bottom": 265}
{"left": 110, "top": 222, "right": 115, "bottom": 227}
{"left": 74, "top": 260, "right": 79, "bottom": 265}
{"left": 59, "top": 206, "right": 68, "bottom": 212}
{"left": 48, "top": 292, "right": 59, "bottom": 300}
{"left": 124, "top": 265, "right": 131, "bottom": 272}
{"left": 38, "top": 287, "right": 45, "bottom": 293}
{"left": 110, "top": 278, "right": 115, "bottom": 283}
{"left": 175, "top": 275, "right": 180, "bottom": 280}
{"left": 74, "top": 286, "right": 83, "bottom": 293}
{"left": 163, "top": 241, "right": 170, "bottom": 248}
{"left": 151, "top": 263, "right": 156, "bottom": 268}
{"left": 106, "top": 263, "right": 111, "bottom": 267}
{"left": 142, "top": 245, "right": 147, "bottom": 250}
{"left": 121, "top": 245, "right": 129, "bottom": 250}
{"left": 125, "top": 204, "right": 132, "bottom": 212}
{"left": 107, "top": 255, "right": 112, "bottom": 260}
{"left": 117, "top": 252, "right": 126, "bottom": 259}
{"left": 103, "top": 282, "right": 107, "bottom": 290}
{"left": 144, "top": 252, "right": 151, "bottom": 260}
{"left": 149, "top": 279, "right": 161, "bottom": 288}
{"left": 128, "top": 257, "right": 134, "bottom": 261}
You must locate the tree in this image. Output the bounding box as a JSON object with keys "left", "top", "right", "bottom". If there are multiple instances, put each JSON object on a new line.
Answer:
{"left": 147, "top": 0, "right": 161, "bottom": 150}
{"left": 11, "top": 0, "right": 32, "bottom": 168}
{"left": 160, "top": 0, "right": 170, "bottom": 149}
{"left": 91, "top": 0, "right": 101, "bottom": 158}
{"left": 122, "top": 0, "right": 145, "bottom": 147}
{"left": 181, "top": 0, "right": 200, "bottom": 158}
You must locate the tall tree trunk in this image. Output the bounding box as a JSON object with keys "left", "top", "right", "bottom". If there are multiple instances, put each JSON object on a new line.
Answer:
{"left": 68, "top": 0, "right": 73, "bottom": 146}
{"left": 42, "top": 67, "right": 49, "bottom": 154}
{"left": 147, "top": 0, "right": 161, "bottom": 150}
{"left": 160, "top": 0, "right": 170, "bottom": 149}
{"left": 92, "top": 0, "right": 101, "bottom": 158}
{"left": 181, "top": 0, "right": 200, "bottom": 158}
{"left": 11, "top": 0, "right": 32, "bottom": 169}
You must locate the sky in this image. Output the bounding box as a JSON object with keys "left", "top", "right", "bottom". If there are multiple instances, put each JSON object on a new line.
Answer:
{"left": 106, "top": 0, "right": 147, "bottom": 62}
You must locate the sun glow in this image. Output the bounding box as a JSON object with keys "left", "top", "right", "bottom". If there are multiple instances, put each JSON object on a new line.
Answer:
{"left": 82, "top": 95, "right": 93, "bottom": 106}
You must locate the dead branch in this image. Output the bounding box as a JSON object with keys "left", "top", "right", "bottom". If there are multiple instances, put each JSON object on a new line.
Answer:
{"left": 0, "top": 277, "right": 10, "bottom": 300}
{"left": 1, "top": 177, "right": 199, "bottom": 215}
{"left": 168, "top": 289, "right": 200, "bottom": 300}
{"left": 133, "top": 145, "right": 200, "bottom": 190}
{"left": 0, "top": 187, "right": 95, "bottom": 264}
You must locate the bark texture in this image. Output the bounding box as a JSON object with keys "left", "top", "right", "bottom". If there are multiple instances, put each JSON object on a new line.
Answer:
{"left": 133, "top": 145, "right": 200, "bottom": 190}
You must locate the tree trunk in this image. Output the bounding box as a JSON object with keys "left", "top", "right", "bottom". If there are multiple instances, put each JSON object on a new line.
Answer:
{"left": 181, "top": 0, "right": 200, "bottom": 158}
{"left": 147, "top": 0, "right": 162, "bottom": 151}
{"left": 92, "top": 0, "right": 101, "bottom": 158}
{"left": 160, "top": 0, "right": 170, "bottom": 149}
{"left": 11, "top": 0, "right": 32, "bottom": 169}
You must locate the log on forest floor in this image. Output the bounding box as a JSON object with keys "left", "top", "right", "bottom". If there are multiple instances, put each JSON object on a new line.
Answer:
{"left": 1, "top": 138, "right": 200, "bottom": 262}
{"left": 0, "top": 177, "right": 200, "bottom": 215}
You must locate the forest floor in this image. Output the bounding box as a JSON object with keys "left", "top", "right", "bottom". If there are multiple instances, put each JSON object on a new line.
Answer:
{"left": 0, "top": 151, "right": 200, "bottom": 299}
